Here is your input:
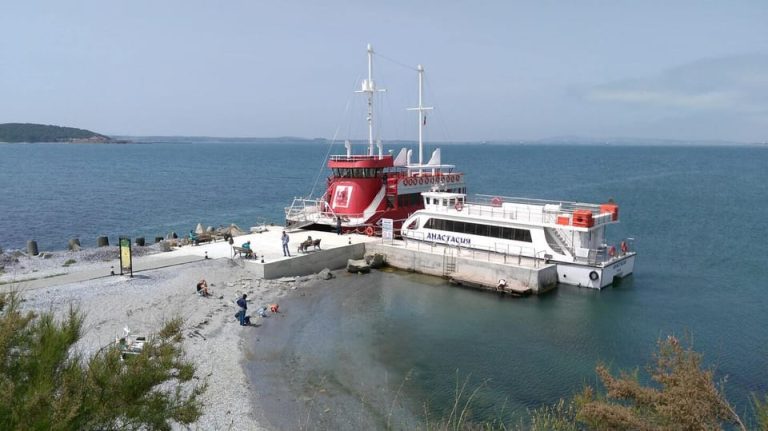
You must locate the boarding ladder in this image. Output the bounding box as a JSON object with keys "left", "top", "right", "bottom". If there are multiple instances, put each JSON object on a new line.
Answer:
{"left": 443, "top": 248, "right": 457, "bottom": 276}
{"left": 552, "top": 228, "right": 574, "bottom": 254}
{"left": 544, "top": 228, "right": 573, "bottom": 257}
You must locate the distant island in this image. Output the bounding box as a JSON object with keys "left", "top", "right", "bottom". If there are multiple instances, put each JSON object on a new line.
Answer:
{"left": 0, "top": 123, "right": 127, "bottom": 143}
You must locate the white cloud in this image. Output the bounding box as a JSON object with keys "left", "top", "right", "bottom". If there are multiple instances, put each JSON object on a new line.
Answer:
{"left": 586, "top": 54, "right": 768, "bottom": 114}
{"left": 589, "top": 88, "right": 740, "bottom": 110}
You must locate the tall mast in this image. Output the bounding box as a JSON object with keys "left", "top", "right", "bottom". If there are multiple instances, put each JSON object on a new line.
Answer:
{"left": 355, "top": 44, "right": 385, "bottom": 157}
{"left": 408, "top": 64, "right": 433, "bottom": 174}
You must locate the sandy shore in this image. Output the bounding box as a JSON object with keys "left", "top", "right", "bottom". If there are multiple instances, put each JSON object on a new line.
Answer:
{"left": 0, "top": 246, "right": 332, "bottom": 430}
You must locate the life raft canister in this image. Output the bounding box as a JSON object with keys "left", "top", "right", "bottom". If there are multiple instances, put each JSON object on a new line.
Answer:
{"left": 620, "top": 241, "right": 629, "bottom": 253}
{"left": 455, "top": 201, "right": 464, "bottom": 211}
{"left": 365, "top": 226, "right": 375, "bottom": 236}
{"left": 589, "top": 271, "right": 599, "bottom": 281}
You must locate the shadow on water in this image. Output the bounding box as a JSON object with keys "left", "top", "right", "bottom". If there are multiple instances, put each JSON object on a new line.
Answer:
{"left": 246, "top": 269, "right": 644, "bottom": 429}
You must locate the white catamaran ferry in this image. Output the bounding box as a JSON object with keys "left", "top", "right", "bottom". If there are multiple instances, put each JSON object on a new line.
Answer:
{"left": 401, "top": 191, "right": 636, "bottom": 289}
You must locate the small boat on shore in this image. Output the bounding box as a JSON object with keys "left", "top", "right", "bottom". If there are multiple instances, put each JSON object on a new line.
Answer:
{"left": 401, "top": 191, "right": 636, "bottom": 289}
{"left": 285, "top": 44, "right": 465, "bottom": 235}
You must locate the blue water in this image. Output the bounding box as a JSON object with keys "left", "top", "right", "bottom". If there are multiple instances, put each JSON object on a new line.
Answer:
{"left": 2, "top": 141, "right": 767, "bottom": 425}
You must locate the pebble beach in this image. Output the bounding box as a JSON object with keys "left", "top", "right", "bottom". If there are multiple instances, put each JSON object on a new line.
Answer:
{"left": 0, "top": 243, "right": 333, "bottom": 430}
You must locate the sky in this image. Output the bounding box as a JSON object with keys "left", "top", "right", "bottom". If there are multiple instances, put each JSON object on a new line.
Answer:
{"left": 1, "top": 1, "right": 767, "bottom": 143}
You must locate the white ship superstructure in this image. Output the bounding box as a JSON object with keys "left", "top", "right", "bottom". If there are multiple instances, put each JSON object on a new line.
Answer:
{"left": 401, "top": 191, "right": 636, "bottom": 289}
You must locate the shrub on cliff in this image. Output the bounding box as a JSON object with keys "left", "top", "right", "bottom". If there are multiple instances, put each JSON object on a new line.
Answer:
{"left": 0, "top": 291, "right": 205, "bottom": 430}
{"left": 574, "top": 335, "right": 747, "bottom": 430}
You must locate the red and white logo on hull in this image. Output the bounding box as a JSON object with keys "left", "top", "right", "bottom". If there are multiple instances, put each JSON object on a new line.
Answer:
{"left": 333, "top": 185, "right": 353, "bottom": 208}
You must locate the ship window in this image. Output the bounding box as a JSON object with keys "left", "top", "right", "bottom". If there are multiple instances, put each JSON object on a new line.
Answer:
{"left": 421, "top": 217, "right": 532, "bottom": 243}
{"left": 397, "top": 193, "right": 421, "bottom": 207}
{"left": 439, "top": 219, "right": 449, "bottom": 231}
{"left": 514, "top": 229, "right": 532, "bottom": 242}
{"left": 435, "top": 219, "right": 445, "bottom": 230}
{"left": 489, "top": 225, "right": 500, "bottom": 238}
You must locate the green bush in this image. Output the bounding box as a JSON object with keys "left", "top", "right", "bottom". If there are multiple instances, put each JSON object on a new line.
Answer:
{"left": 0, "top": 291, "right": 205, "bottom": 430}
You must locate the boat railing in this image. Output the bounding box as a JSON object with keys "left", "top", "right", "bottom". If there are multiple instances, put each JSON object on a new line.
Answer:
{"left": 474, "top": 194, "right": 603, "bottom": 212}
{"left": 460, "top": 201, "right": 614, "bottom": 227}
{"left": 571, "top": 238, "right": 635, "bottom": 266}
{"left": 285, "top": 198, "right": 335, "bottom": 226}
{"left": 329, "top": 155, "right": 392, "bottom": 162}
{"left": 285, "top": 197, "right": 401, "bottom": 229}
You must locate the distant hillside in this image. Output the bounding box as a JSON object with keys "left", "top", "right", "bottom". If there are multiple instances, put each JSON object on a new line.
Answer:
{"left": 0, "top": 123, "right": 117, "bottom": 143}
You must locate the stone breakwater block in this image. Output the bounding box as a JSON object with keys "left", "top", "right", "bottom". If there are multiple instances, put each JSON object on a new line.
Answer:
{"left": 364, "top": 253, "right": 385, "bottom": 269}
{"left": 27, "top": 240, "right": 39, "bottom": 256}
{"left": 135, "top": 237, "right": 145, "bottom": 246}
{"left": 97, "top": 236, "right": 109, "bottom": 247}
{"left": 68, "top": 238, "right": 81, "bottom": 251}
{"left": 318, "top": 268, "right": 334, "bottom": 280}
{"left": 347, "top": 259, "right": 370, "bottom": 274}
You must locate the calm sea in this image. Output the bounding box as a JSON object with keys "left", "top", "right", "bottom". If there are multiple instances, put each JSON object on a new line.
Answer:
{"left": 2, "top": 141, "right": 767, "bottom": 425}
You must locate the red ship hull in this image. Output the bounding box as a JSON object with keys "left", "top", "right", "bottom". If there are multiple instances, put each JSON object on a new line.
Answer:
{"left": 286, "top": 154, "right": 465, "bottom": 235}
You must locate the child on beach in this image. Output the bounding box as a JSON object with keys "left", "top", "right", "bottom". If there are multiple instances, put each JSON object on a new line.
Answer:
{"left": 196, "top": 279, "right": 210, "bottom": 296}
{"left": 236, "top": 294, "right": 248, "bottom": 326}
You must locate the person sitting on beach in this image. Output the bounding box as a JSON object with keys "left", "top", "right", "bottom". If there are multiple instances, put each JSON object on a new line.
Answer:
{"left": 269, "top": 303, "right": 279, "bottom": 313}
{"left": 196, "top": 279, "right": 210, "bottom": 296}
{"left": 242, "top": 240, "right": 251, "bottom": 250}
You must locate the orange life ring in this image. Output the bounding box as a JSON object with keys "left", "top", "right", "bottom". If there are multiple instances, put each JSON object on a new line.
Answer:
{"left": 365, "top": 226, "right": 375, "bottom": 236}
{"left": 608, "top": 246, "right": 616, "bottom": 256}
{"left": 455, "top": 202, "right": 464, "bottom": 211}
{"left": 620, "top": 241, "right": 628, "bottom": 253}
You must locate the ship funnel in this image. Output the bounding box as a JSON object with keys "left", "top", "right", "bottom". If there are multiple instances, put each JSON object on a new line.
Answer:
{"left": 427, "top": 148, "right": 441, "bottom": 165}
{"left": 393, "top": 148, "right": 408, "bottom": 166}
{"left": 344, "top": 140, "right": 352, "bottom": 157}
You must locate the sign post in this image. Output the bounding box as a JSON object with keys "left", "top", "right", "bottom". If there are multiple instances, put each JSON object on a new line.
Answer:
{"left": 119, "top": 236, "right": 133, "bottom": 277}
{"left": 381, "top": 218, "right": 393, "bottom": 243}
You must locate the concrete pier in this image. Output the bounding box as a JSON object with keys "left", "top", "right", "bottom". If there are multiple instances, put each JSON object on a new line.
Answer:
{"left": 365, "top": 240, "right": 558, "bottom": 294}
{"left": 159, "top": 229, "right": 557, "bottom": 294}
{"left": 12, "top": 228, "right": 556, "bottom": 295}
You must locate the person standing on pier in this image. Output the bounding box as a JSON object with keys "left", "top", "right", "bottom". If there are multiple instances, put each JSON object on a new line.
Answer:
{"left": 281, "top": 231, "right": 291, "bottom": 257}
{"left": 336, "top": 216, "right": 342, "bottom": 235}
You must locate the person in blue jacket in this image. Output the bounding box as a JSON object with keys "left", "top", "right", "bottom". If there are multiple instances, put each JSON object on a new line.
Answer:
{"left": 236, "top": 294, "right": 248, "bottom": 326}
